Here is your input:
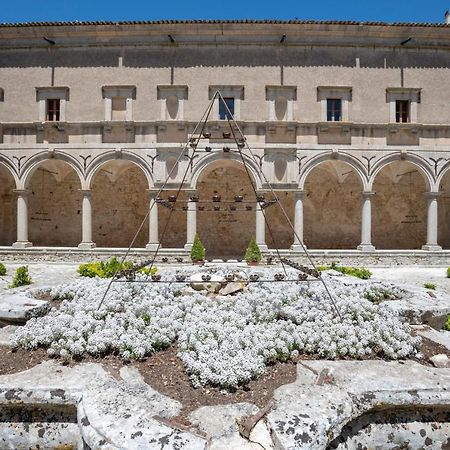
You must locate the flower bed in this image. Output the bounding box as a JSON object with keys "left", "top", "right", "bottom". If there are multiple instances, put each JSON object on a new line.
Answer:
{"left": 12, "top": 267, "right": 421, "bottom": 389}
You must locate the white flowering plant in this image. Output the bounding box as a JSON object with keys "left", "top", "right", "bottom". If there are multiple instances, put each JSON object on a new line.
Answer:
{"left": 12, "top": 267, "right": 421, "bottom": 389}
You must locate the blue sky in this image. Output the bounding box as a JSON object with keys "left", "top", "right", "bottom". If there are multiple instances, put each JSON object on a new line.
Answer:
{"left": 1, "top": 0, "right": 449, "bottom": 24}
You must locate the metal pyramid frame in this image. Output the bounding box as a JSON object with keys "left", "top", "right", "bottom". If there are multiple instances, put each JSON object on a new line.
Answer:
{"left": 98, "top": 91, "right": 341, "bottom": 319}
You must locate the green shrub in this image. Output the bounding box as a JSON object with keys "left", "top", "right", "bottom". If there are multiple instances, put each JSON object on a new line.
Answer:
{"left": 139, "top": 266, "right": 158, "bottom": 276}
{"left": 317, "top": 262, "right": 372, "bottom": 280}
{"left": 424, "top": 282, "right": 436, "bottom": 290}
{"left": 78, "top": 257, "right": 133, "bottom": 278}
{"left": 444, "top": 315, "right": 450, "bottom": 331}
{"left": 0, "top": 263, "right": 6, "bottom": 276}
{"left": 190, "top": 234, "right": 206, "bottom": 262}
{"left": 244, "top": 237, "right": 262, "bottom": 263}
{"left": 10, "top": 266, "right": 32, "bottom": 288}
{"left": 447, "top": 267, "right": 450, "bottom": 278}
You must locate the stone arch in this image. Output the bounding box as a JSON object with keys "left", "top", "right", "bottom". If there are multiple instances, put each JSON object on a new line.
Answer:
{"left": 191, "top": 153, "right": 263, "bottom": 190}
{"left": 436, "top": 160, "right": 450, "bottom": 188}
{"left": 302, "top": 159, "right": 364, "bottom": 249}
{"left": 371, "top": 159, "right": 428, "bottom": 249}
{"left": 194, "top": 159, "right": 260, "bottom": 258}
{"left": 0, "top": 155, "right": 19, "bottom": 188}
{"left": 0, "top": 163, "right": 17, "bottom": 245}
{"left": 299, "top": 152, "right": 368, "bottom": 191}
{"left": 369, "top": 153, "right": 434, "bottom": 192}
{"left": 20, "top": 151, "right": 84, "bottom": 190}
{"left": 90, "top": 159, "right": 150, "bottom": 248}
{"left": 27, "top": 159, "right": 83, "bottom": 246}
{"left": 86, "top": 151, "right": 152, "bottom": 190}
{"left": 438, "top": 166, "right": 450, "bottom": 249}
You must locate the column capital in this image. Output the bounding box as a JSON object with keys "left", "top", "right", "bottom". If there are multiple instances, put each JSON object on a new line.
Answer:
{"left": 423, "top": 191, "right": 440, "bottom": 199}
{"left": 294, "top": 189, "right": 305, "bottom": 199}
{"left": 361, "top": 191, "right": 375, "bottom": 198}
{"left": 13, "top": 189, "right": 29, "bottom": 196}
{"left": 78, "top": 189, "right": 93, "bottom": 196}
{"left": 147, "top": 189, "right": 160, "bottom": 199}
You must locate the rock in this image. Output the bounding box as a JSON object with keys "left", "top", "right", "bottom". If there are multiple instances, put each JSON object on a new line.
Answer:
{"left": 189, "top": 403, "right": 263, "bottom": 449}
{"left": 429, "top": 354, "right": 450, "bottom": 368}
{"left": 0, "top": 325, "right": 18, "bottom": 347}
{"left": 268, "top": 360, "right": 450, "bottom": 450}
{"left": 219, "top": 282, "right": 246, "bottom": 296}
{"left": 383, "top": 287, "right": 450, "bottom": 329}
{"left": 0, "top": 293, "right": 50, "bottom": 324}
{"left": 411, "top": 325, "right": 450, "bottom": 351}
{"left": 190, "top": 273, "right": 224, "bottom": 293}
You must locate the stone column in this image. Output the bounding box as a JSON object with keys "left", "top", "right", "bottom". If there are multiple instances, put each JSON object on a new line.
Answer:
{"left": 78, "top": 190, "right": 96, "bottom": 249}
{"left": 422, "top": 192, "right": 442, "bottom": 251}
{"left": 256, "top": 198, "right": 268, "bottom": 251}
{"left": 291, "top": 190, "right": 306, "bottom": 251}
{"left": 146, "top": 190, "right": 159, "bottom": 251}
{"left": 357, "top": 192, "right": 376, "bottom": 252}
{"left": 184, "top": 193, "right": 197, "bottom": 251}
{"left": 13, "top": 189, "right": 32, "bottom": 248}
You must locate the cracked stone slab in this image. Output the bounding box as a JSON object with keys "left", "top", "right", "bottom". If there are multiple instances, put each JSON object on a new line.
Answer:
{"left": 189, "top": 403, "right": 273, "bottom": 450}
{"left": 268, "top": 360, "right": 450, "bottom": 450}
{"left": 0, "top": 293, "right": 50, "bottom": 323}
{"left": 382, "top": 286, "right": 450, "bottom": 329}
{"left": 80, "top": 377, "right": 207, "bottom": 449}
{"left": 0, "top": 360, "right": 109, "bottom": 405}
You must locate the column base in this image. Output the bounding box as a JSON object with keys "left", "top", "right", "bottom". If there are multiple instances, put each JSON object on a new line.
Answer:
{"left": 146, "top": 243, "right": 160, "bottom": 251}
{"left": 421, "top": 244, "right": 442, "bottom": 252}
{"left": 291, "top": 243, "right": 307, "bottom": 252}
{"left": 257, "top": 244, "right": 268, "bottom": 252}
{"left": 78, "top": 242, "right": 96, "bottom": 250}
{"left": 12, "top": 241, "right": 32, "bottom": 249}
{"left": 357, "top": 244, "right": 376, "bottom": 252}
{"left": 184, "top": 243, "right": 193, "bottom": 251}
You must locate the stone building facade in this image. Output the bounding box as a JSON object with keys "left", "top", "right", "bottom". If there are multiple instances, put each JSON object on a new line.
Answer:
{"left": 0, "top": 19, "right": 449, "bottom": 258}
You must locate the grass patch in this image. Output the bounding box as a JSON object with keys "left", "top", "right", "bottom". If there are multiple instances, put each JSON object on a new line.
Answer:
{"left": 0, "top": 263, "right": 6, "bottom": 276}
{"left": 444, "top": 315, "right": 450, "bottom": 331}
{"left": 78, "top": 257, "right": 156, "bottom": 279}
{"left": 317, "top": 262, "right": 372, "bottom": 280}
{"left": 424, "top": 282, "right": 436, "bottom": 290}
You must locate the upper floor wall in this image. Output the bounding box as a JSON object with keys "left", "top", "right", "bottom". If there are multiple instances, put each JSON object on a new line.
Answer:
{"left": 0, "top": 20, "right": 449, "bottom": 125}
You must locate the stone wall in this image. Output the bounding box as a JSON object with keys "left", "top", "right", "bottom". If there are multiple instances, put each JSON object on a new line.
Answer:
{"left": 28, "top": 164, "right": 81, "bottom": 246}
{"left": 372, "top": 161, "right": 427, "bottom": 249}
{"left": 0, "top": 167, "right": 16, "bottom": 245}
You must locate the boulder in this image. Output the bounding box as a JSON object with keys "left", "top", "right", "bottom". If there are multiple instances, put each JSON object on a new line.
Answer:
{"left": 429, "top": 354, "right": 450, "bottom": 368}
{"left": 219, "top": 282, "right": 246, "bottom": 296}
{"left": 190, "top": 273, "right": 224, "bottom": 293}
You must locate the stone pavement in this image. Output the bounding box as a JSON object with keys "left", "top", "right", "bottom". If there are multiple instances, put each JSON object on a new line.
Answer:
{"left": 0, "top": 359, "right": 449, "bottom": 449}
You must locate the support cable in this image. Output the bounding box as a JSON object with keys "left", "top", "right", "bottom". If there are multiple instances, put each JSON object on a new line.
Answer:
{"left": 217, "top": 92, "right": 342, "bottom": 320}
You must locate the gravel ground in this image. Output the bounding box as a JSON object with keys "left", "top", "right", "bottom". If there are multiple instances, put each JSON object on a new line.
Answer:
{"left": 370, "top": 267, "right": 450, "bottom": 295}
{"left": 0, "top": 262, "right": 449, "bottom": 296}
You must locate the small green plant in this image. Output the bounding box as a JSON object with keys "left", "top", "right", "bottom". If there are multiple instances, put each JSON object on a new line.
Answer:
{"left": 444, "top": 315, "right": 450, "bottom": 331}
{"left": 244, "top": 236, "right": 262, "bottom": 263}
{"left": 317, "top": 262, "right": 372, "bottom": 280}
{"left": 447, "top": 267, "right": 450, "bottom": 278}
{"left": 0, "top": 263, "right": 6, "bottom": 276}
{"left": 138, "top": 266, "right": 158, "bottom": 277}
{"left": 424, "top": 282, "right": 436, "bottom": 290}
{"left": 10, "top": 266, "right": 32, "bottom": 288}
{"left": 190, "top": 234, "right": 206, "bottom": 262}
{"left": 77, "top": 257, "right": 133, "bottom": 278}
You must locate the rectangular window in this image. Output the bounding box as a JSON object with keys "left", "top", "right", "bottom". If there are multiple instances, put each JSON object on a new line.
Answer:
{"left": 219, "top": 97, "right": 235, "bottom": 120}
{"left": 46, "top": 99, "right": 60, "bottom": 121}
{"left": 111, "top": 96, "right": 127, "bottom": 121}
{"left": 395, "top": 100, "right": 410, "bottom": 123}
{"left": 327, "top": 98, "right": 342, "bottom": 122}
